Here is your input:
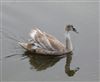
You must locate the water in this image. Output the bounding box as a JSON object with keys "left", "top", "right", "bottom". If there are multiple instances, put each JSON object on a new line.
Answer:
{"left": 1, "top": 1, "right": 99, "bottom": 81}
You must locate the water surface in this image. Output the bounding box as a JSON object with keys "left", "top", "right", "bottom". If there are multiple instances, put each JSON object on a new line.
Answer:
{"left": 1, "top": 1, "right": 99, "bottom": 81}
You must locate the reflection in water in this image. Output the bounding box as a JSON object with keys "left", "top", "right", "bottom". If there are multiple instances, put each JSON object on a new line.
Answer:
{"left": 23, "top": 51, "right": 62, "bottom": 71}
{"left": 5, "top": 51, "right": 79, "bottom": 77}
{"left": 65, "top": 52, "right": 80, "bottom": 77}
{"left": 21, "top": 51, "right": 79, "bottom": 76}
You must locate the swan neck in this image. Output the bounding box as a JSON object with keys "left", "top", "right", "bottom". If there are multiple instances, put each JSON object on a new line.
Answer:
{"left": 65, "top": 32, "right": 73, "bottom": 52}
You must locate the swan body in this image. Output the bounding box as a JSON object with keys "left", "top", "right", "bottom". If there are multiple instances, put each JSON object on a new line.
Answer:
{"left": 19, "top": 25, "right": 78, "bottom": 55}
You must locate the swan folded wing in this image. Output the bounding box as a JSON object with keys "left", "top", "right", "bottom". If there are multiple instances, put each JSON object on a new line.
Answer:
{"left": 30, "top": 28, "right": 56, "bottom": 51}
{"left": 44, "top": 32, "right": 66, "bottom": 52}
{"left": 30, "top": 27, "right": 66, "bottom": 52}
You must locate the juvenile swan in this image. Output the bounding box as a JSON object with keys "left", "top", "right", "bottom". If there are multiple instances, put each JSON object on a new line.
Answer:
{"left": 19, "top": 25, "right": 78, "bottom": 55}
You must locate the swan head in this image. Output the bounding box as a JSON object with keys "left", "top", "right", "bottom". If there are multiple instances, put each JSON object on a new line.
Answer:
{"left": 65, "top": 24, "right": 78, "bottom": 33}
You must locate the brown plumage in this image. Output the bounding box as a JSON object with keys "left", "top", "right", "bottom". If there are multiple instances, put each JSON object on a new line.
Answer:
{"left": 19, "top": 25, "right": 78, "bottom": 56}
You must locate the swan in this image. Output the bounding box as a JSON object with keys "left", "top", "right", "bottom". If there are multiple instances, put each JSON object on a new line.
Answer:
{"left": 19, "top": 25, "right": 78, "bottom": 56}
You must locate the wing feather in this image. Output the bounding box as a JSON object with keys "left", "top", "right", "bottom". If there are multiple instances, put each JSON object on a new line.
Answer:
{"left": 44, "top": 32, "right": 66, "bottom": 52}
{"left": 30, "top": 27, "right": 55, "bottom": 50}
{"left": 30, "top": 27, "right": 66, "bottom": 52}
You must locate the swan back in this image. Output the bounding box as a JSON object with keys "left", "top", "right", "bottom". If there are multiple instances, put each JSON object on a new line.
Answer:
{"left": 29, "top": 27, "right": 66, "bottom": 52}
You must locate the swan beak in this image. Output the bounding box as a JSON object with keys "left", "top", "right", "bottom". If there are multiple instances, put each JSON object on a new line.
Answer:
{"left": 72, "top": 27, "right": 79, "bottom": 33}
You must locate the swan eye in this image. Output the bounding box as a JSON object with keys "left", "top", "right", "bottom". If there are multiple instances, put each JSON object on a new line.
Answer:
{"left": 31, "top": 43, "right": 35, "bottom": 46}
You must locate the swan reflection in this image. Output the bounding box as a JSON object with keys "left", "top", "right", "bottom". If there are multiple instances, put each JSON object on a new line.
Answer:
{"left": 22, "top": 51, "right": 79, "bottom": 76}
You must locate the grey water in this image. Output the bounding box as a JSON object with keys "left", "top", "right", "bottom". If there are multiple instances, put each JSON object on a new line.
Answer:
{"left": 1, "top": 1, "right": 99, "bottom": 81}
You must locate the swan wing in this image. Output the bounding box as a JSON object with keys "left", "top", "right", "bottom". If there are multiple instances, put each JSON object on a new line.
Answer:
{"left": 30, "top": 27, "right": 66, "bottom": 52}
{"left": 30, "top": 27, "right": 55, "bottom": 50}
{"left": 44, "top": 32, "right": 66, "bottom": 52}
